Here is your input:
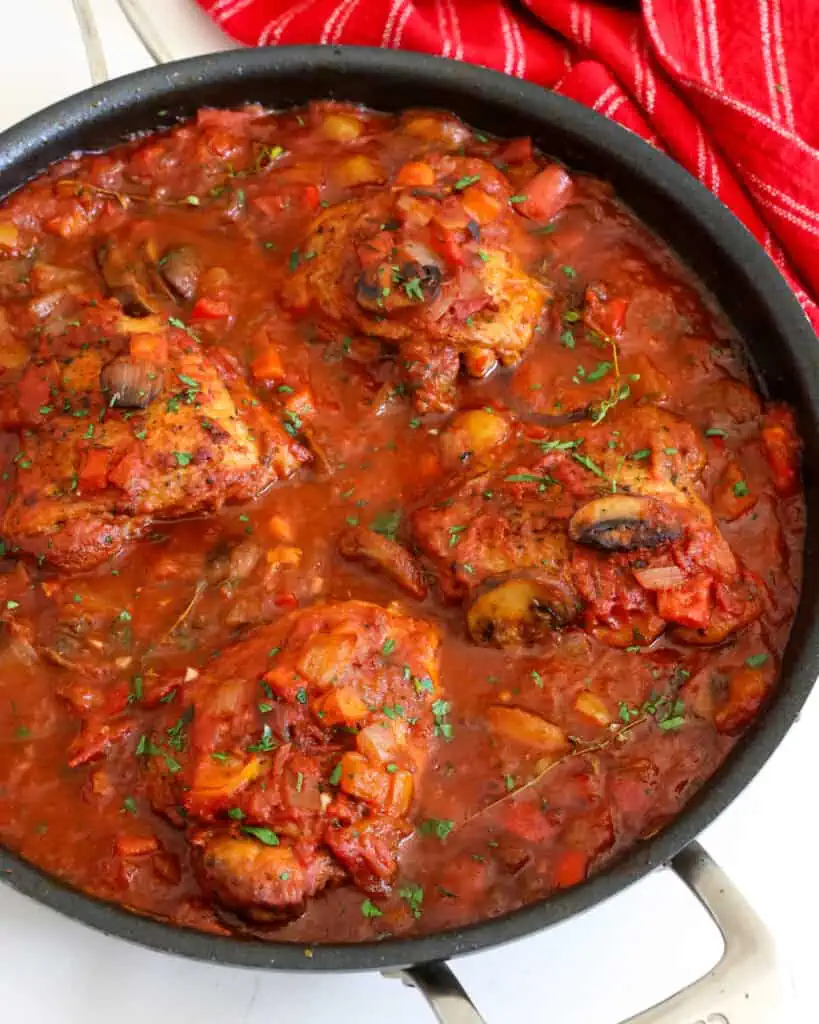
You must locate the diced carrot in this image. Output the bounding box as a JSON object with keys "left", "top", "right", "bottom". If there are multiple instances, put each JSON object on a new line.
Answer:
{"left": 78, "top": 448, "right": 113, "bottom": 493}
{"left": 115, "top": 835, "right": 160, "bottom": 858}
{"left": 712, "top": 462, "right": 757, "bottom": 521}
{"left": 268, "top": 515, "right": 294, "bottom": 542}
{"left": 312, "top": 686, "right": 369, "bottom": 727}
{"left": 517, "top": 164, "right": 574, "bottom": 221}
{"left": 191, "top": 297, "right": 231, "bottom": 320}
{"left": 250, "top": 348, "right": 285, "bottom": 383}
{"left": 553, "top": 849, "right": 588, "bottom": 888}
{"left": 461, "top": 184, "right": 503, "bottom": 224}
{"left": 129, "top": 332, "right": 169, "bottom": 364}
{"left": 394, "top": 161, "right": 436, "bottom": 188}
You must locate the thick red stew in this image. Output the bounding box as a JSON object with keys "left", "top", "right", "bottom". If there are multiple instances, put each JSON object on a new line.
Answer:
{"left": 0, "top": 102, "right": 803, "bottom": 943}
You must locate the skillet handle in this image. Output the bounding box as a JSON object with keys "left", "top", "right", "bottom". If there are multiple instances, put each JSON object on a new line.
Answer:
{"left": 393, "top": 841, "right": 779, "bottom": 1024}
{"left": 394, "top": 961, "right": 487, "bottom": 1024}
{"left": 620, "top": 841, "right": 780, "bottom": 1024}
{"left": 70, "top": 0, "right": 171, "bottom": 83}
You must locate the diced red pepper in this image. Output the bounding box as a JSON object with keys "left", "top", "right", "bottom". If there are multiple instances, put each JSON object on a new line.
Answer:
{"left": 503, "top": 801, "right": 561, "bottom": 843}
{"left": 553, "top": 849, "right": 588, "bottom": 888}
{"left": 516, "top": 165, "right": 574, "bottom": 221}
{"left": 301, "top": 184, "right": 321, "bottom": 211}
{"left": 191, "top": 297, "right": 231, "bottom": 320}
{"left": 656, "top": 574, "right": 712, "bottom": 628}
{"left": 430, "top": 223, "right": 465, "bottom": 268}
{"left": 78, "top": 448, "right": 113, "bottom": 493}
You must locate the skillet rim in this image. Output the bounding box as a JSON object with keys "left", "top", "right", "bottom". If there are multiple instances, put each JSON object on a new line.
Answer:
{"left": 0, "top": 45, "right": 817, "bottom": 972}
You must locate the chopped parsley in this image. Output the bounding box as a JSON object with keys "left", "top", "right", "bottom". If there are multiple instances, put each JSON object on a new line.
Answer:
{"left": 403, "top": 277, "right": 424, "bottom": 302}
{"left": 453, "top": 174, "right": 480, "bottom": 190}
{"left": 448, "top": 524, "right": 467, "bottom": 547}
{"left": 241, "top": 826, "right": 280, "bottom": 846}
{"left": 122, "top": 796, "right": 138, "bottom": 815}
{"left": 382, "top": 637, "right": 397, "bottom": 657}
{"left": 398, "top": 882, "right": 424, "bottom": 918}
{"left": 371, "top": 508, "right": 401, "bottom": 541}
{"left": 733, "top": 480, "right": 749, "bottom": 497}
{"left": 586, "top": 361, "right": 612, "bottom": 382}
{"left": 572, "top": 452, "right": 606, "bottom": 479}
{"left": 432, "top": 698, "right": 453, "bottom": 740}
{"left": 418, "top": 818, "right": 454, "bottom": 840}
{"left": 360, "top": 898, "right": 383, "bottom": 918}
{"left": 746, "top": 653, "right": 769, "bottom": 668}
{"left": 174, "top": 451, "right": 193, "bottom": 467}
{"left": 227, "top": 807, "right": 245, "bottom": 820}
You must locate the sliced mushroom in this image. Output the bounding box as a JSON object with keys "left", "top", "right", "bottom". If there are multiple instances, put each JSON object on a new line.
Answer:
{"left": 467, "top": 577, "right": 579, "bottom": 648}
{"left": 338, "top": 525, "right": 427, "bottom": 600}
{"left": 355, "top": 269, "right": 385, "bottom": 312}
{"left": 159, "top": 246, "right": 200, "bottom": 301}
{"left": 400, "top": 260, "right": 442, "bottom": 302}
{"left": 96, "top": 244, "right": 158, "bottom": 317}
{"left": 100, "top": 357, "right": 164, "bottom": 409}
{"left": 569, "top": 494, "right": 682, "bottom": 552}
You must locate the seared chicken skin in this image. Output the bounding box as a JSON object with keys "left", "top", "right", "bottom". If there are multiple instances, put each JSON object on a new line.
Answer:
{"left": 282, "top": 156, "right": 549, "bottom": 411}
{"left": 1, "top": 314, "right": 307, "bottom": 570}
{"left": 143, "top": 599, "right": 442, "bottom": 923}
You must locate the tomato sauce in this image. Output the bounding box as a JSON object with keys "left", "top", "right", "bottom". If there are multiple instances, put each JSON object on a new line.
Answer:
{"left": 0, "top": 101, "right": 804, "bottom": 943}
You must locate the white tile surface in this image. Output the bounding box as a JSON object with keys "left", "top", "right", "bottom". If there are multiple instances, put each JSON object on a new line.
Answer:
{"left": 0, "top": 3, "right": 815, "bottom": 1022}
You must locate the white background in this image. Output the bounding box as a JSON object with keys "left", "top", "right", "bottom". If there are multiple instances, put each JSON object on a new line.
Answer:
{"left": 0, "top": 2, "right": 816, "bottom": 1021}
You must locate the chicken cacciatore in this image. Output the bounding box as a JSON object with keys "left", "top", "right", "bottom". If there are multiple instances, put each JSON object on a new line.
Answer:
{"left": 0, "top": 101, "right": 803, "bottom": 943}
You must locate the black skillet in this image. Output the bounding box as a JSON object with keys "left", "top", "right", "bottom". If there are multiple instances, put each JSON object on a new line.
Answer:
{"left": 0, "top": 32, "right": 817, "bottom": 1024}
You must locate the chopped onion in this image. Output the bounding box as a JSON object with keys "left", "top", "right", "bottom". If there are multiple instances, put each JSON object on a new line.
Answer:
{"left": 633, "top": 564, "right": 686, "bottom": 591}
{"left": 400, "top": 240, "right": 444, "bottom": 271}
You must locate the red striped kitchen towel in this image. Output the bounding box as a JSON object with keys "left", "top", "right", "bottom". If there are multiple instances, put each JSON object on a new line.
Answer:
{"left": 196, "top": 0, "right": 819, "bottom": 330}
